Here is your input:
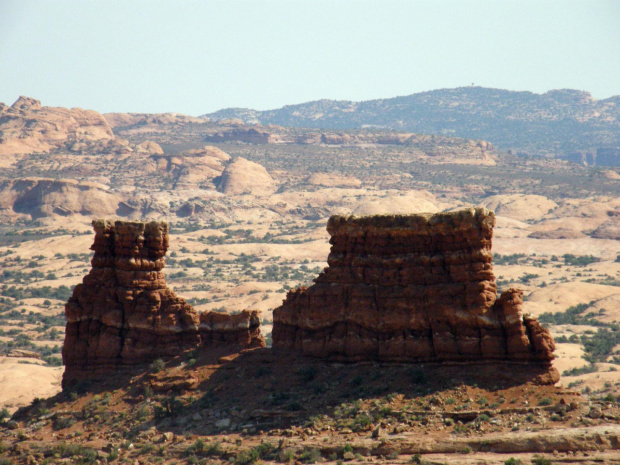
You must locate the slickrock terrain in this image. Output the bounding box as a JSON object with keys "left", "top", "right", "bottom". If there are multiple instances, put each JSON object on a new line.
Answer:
{"left": 0, "top": 178, "right": 121, "bottom": 220}
{"left": 62, "top": 219, "right": 264, "bottom": 388}
{"left": 274, "top": 208, "right": 558, "bottom": 383}
{"left": 0, "top": 96, "right": 114, "bottom": 157}
{"left": 216, "top": 156, "right": 277, "bottom": 196}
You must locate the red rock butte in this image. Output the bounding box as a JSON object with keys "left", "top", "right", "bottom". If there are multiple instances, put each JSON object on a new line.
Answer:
{"left": 62, "top": 220, "right": 264, "bottom": 388}
{"left": 273, "top": 208, "right": 558, "bottom": 384}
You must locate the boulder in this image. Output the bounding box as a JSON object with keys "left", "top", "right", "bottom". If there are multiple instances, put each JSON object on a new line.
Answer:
{"left": 217, "top": 157, "right": 276, "bottom": 196}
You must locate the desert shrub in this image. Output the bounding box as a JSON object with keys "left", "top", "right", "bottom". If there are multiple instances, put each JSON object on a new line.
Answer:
{"left": 154, "top": 395, "right": 183, "bottom": 418}
{"left": 53, "top": 416, "right": 76, "bottom": 430}
{"left": 150, "top": 358, "right": 165, "bottom": 373}
{"left": 563, "top": 364, "right": 598, "bottom": 376}
{"left": 581, "top": 327, "right": 620, "bottom": 363}
{"left": 537, "top": 397, "right": 552, "bottom": 406}
{"left": 136, "top": 404, "right": 150, "bottom": 421}
{"left": 297, "top": 365, "right": 317, "bottom": 382}
{"left": 408, "top": 367, "right": 426, "bottom": 384}
{"left": 504, "top": 458, "right": 521, "bottom": 465}
{"left": 185, "top": 440, "right": 222, "bottom": 458}
{"left": 563, "top": 254, "right": 599, "bottom": 266}
{"left": 532, "top": 456, "right": 552, "bottom": 465}
{"left": 298, "top": 448, "right": 321, "bottom": 464}
{"left": 278, "top": 448, "right": 295, "bottom": 462}
{"left": 538, "top": 303, "right": 590, "bottom": 325}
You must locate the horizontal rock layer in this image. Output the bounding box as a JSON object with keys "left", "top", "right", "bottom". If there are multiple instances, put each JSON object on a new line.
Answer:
{"left": 62, "top": 220, "right": 264, "bottom": 388}
{"left": 273, "top": 208, "right": 557, "bottom": 382}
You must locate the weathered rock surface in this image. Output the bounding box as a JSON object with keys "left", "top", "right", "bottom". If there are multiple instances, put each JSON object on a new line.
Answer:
{"left": 273, "top": 208, "right": 558, "bottom": 383}
{"left": 0, "top": 178, "right": 121, "bottom": 220}
{"left": 0, "top": 96, "right": 114, "bottom": 156}
{"left": 480, "top": 194, "right": 557, "bottom": 221}
{"left": 216, "top": 157, "right": 276, "bottom": 196}
{"left": 591, "top": 218, "right": 620, "bottom": 240}
{"left": 62, "top": 220, "right": 264, "bottom": 388}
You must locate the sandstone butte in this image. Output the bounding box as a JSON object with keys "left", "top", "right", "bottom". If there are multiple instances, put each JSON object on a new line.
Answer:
{"left": 61, "top": 220, "right": 264, "bottom": 388}
{"left": 273, "top": 208, "right": 559, "bottom": 384}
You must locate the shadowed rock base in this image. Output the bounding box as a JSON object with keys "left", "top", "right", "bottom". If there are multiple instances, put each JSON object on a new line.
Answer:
{"left": 62, "top": 220, "right": 264, "bottom": 389}
{"left": 273, "top": 208, "right": 558, "bottom": 384}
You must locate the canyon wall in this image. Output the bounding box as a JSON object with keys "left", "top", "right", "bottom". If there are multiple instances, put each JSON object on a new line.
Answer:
{"left": 62, "top": 220, "right": 264, "bottom": 388}
{"left": 272, "top": 208, "right": 557, "bottom": 382}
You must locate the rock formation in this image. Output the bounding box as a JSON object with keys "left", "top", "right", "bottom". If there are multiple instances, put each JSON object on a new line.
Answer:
{"left": 0, "top": 178, "right": 122, "bottom": 220}
{"left": 0, "top": 96, "right": 114, "bottom": 156}
{"left": 62, "top": 220, "right": 264, "bottom": 388}
{"left": 273, "top": 208, "right": 558, "bottom": 383}
{"left": 216, "top": 157, "right": 276, "bottom": 196}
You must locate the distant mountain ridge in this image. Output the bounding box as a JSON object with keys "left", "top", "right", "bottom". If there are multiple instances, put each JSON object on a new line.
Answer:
{"left": 202, "top": 87, "right": 620, "bottom": 159}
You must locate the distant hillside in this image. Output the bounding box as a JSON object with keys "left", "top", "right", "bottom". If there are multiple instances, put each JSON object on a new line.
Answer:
{"left": 203, "top": 87, "right": 620, "bottom": 162}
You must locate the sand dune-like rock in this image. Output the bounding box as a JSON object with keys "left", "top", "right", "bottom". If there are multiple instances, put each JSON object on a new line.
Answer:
{"left": 480, "top": 194, "right": 558, "bottom": 221}
{"left": 306, "top": 173, "right": 362, "bottom": 188}
{"left": 0, "top": 96, "right": 114, "bottom": 156}
{"left": 591, "top": 218, "right": 620, "bottom": 240}
{"left": 134, "top": 140, "right": 164, "bottom": 155}
{"left": 169, "top": 146, "right": 231, "bottom": 188}
{"left": 525, "top": 282, "right": 620, "bottom": 316}
{"left": 103, "top": 112, "right": 205, "bottom": 128}
{"left": 352, "top": 191, "right": 439, "bottom": 215}
{"left": 217, "top": 157, "right": 276, "bottom": 196}
{"left": 528, "top": 228, "right": 586, "bottom": 239}
{"left": 0, "top": 178, "right": 121, "bottom": 220}
{"left": 0, "top": 357, "right": 62, "bottom": 410}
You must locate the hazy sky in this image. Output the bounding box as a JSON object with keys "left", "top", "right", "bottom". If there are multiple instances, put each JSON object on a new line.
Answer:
{"left": 1, "top": 0, "right": 619, "bottom": 114}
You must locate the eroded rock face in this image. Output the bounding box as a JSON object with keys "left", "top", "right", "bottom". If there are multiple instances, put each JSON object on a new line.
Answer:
{"left": 273, "top": 208, "right": 557, "bottom": 383}
{"left": 62, "top": 220, "right": 264, "bottom": 388}
{"left": 0, "top": 96, "right": 114, "bottom": 156}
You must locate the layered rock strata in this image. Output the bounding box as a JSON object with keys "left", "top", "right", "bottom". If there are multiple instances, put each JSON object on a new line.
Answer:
{"left": 62, "top": 220, "right": 264, "bottom": 387}
{"left": 273, "top": 208, "right": 557, "bottom": 382}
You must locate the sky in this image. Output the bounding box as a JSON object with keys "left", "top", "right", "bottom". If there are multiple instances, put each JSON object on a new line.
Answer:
{"left": 1, "top": 0, "right": 619, "bottom": 115}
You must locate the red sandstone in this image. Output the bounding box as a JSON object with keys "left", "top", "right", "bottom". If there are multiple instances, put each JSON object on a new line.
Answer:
{"left": 272, "top": 208, "right": 558, "bottom": 383}
{"left": 62, "top": 220, "right": 264, "bottom": 388}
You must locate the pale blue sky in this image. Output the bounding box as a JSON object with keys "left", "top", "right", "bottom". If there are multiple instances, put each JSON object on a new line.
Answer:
{"left": 1, "top": 0, "right": 619, "bottom": 114}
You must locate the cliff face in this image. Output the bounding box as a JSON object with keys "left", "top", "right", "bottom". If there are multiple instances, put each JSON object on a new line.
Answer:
{"left": 62, "top": 220, "right": 264, "bottom": 388}
{"left": 273, "top": 208, "right": 557, "bottom": 382}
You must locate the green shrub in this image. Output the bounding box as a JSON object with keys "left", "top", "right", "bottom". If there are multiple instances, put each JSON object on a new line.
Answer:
{"left": 298, "top": 448, "right": 321, "bottom": 464}
{"left": 150, "top": 358, "right": 165, "bottom": 373}
{"left": 537, "top": 397, "right": 552, "bottom": 406}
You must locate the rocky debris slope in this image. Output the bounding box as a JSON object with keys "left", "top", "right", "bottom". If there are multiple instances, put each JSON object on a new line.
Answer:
{"left": 62, "top": 220, "right": 264, "bottom": 388}
{"left": 273, "top": 208, "right": 558, "bottom": 383}
{"left": 0, "top": 96, "right": 114, "bottom": 156}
